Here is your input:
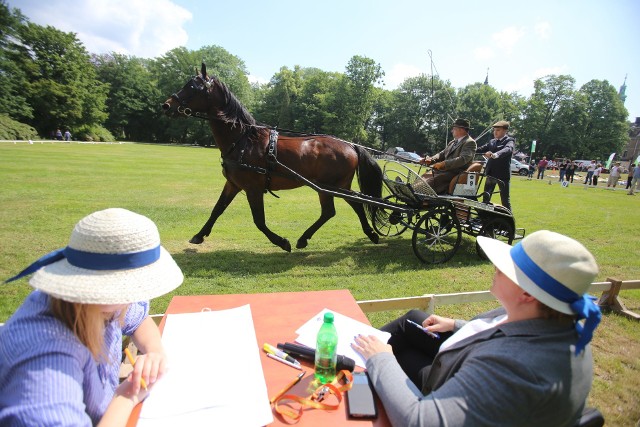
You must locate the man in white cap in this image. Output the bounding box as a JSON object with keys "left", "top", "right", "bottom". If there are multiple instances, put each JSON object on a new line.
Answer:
{"left": 476, "top": 120, "right": 515, "bottom": 211}
{"left": 352, "top": 230, "right": 601, "bottom": 426}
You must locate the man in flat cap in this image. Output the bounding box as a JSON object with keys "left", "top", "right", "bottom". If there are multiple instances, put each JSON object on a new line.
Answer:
{"left": 476, "top": 120, "right": 515, "bottom": 211}
{"left": 420, "top": 119, "right": 476, "bottom": 194}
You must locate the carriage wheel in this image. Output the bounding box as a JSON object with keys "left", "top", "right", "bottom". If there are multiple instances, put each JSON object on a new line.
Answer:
{"left": 475, "top": 217, "right": 515, "bottom": 259}
{"left": 372, "top": 195, "right": 411, "bottom": 237}
{"left": 412, "top": 206, "right": 461, "bottom": 264}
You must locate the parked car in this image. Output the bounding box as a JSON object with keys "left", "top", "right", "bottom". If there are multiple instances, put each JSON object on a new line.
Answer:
{"left": 473, "top": 157, "right": 529, "bottom": 176}
{"left": 510, "top": 158, "right": 529, "bottom": 176}
{"left": 396, "top": 151, "right": 422, "bottom": 163}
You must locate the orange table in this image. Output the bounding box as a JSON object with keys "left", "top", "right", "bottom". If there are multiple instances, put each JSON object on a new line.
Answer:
{"left": 129, "top": 290, "right": 390, "bottom": 426}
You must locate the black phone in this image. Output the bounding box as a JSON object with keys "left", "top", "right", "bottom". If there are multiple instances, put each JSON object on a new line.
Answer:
{"left": 347, "top": 371, "right": 378, "bottom": 419}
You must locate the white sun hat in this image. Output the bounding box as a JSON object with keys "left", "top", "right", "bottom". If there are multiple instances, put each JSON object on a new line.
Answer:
{"left": 7, "top": 208, "right": 184, "bottom": 304}
{"left": 477, "top": 230, "right": 601, "bottom": 354}
{"left": 477, "top": 230, "right": 598, "bottom": 314}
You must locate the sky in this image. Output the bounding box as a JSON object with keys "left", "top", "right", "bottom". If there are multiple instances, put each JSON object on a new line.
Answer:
{"left": 7, "top": 0, "right": 640, "bottom": 121}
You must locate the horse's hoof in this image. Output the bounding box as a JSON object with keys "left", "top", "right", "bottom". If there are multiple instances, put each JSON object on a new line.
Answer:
{"left": 189, "top": 235, "right": 204, "bottom": 244}
{"left": 296, "top": 238, "right": 308, "bottom": 249}
{"left": 281, "top": 239, "right": 291, "bottom": 252}
{"left": 368, "top": 233, "right": 379, "bottom": 244}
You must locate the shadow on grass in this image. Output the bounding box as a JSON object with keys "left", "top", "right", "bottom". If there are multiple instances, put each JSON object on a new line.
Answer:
{"left": 172, "top": 233, "right": 490, "bottom": 279}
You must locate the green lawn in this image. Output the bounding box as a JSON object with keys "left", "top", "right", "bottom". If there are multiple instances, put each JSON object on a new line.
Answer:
{"left": 1, "top": 142, "right": 639, "bottom": 425}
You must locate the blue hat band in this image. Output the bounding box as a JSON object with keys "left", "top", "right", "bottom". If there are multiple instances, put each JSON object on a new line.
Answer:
{"left": 510, "top": 244, "right": 580, "bottom": 304}
{"left": 5, "top": 245, "right": 161, "bottom": 283}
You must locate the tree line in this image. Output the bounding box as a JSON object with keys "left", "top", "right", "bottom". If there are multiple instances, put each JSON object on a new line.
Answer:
{"left": 0, "top": 1, "right": 629, "bottom": 160}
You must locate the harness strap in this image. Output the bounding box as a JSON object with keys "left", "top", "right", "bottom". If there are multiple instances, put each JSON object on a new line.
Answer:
{"left": 264, "top": 130, "right": 280, "bottom": 198}
{"left": 273, "top": 370, "right": 353, "bottom": 422}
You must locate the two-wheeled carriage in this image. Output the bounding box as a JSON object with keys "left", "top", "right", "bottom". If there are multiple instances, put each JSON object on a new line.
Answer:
{"left": 370, "top": 160, "right": 525, "bottom": 264}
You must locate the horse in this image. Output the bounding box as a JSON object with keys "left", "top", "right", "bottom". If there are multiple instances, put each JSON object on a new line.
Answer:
{"left": 162, "top": 63, "right": 383, "bottom": 252}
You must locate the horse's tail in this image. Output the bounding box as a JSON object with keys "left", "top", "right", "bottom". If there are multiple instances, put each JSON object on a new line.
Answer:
{"left": 353, "top": 145, "right": 383, "bottom": 220}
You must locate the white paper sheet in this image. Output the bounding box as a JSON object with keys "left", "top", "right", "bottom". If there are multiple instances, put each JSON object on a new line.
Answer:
{"left": 294, "top": 308, "right": 391, "bottom": 368}
{"left": 137, "top": 304, "right": 273, "bottom": 427}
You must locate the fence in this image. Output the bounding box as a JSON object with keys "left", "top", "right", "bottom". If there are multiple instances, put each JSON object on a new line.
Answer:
{"left": 357, "top": 278, "right": 640, "bottom": 320}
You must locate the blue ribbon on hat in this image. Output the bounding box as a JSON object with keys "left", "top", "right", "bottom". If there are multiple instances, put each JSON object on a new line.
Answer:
{"left": 5, "top": 245, "right": 161, "bottom": 283}
{"left": 510, "top": 243, "right": 601, "bottom": 355}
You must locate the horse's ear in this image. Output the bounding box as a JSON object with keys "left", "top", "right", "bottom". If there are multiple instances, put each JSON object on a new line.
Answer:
{"left": 201, "top": 62, "right": 207, "bottom": 79}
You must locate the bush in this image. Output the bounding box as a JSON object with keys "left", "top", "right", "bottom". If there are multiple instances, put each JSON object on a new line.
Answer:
{"left": 0, "top": 115, "right": 39, "bottom": 140}
{"left": 74, "top": 124, "right": 115, "bottom": 142}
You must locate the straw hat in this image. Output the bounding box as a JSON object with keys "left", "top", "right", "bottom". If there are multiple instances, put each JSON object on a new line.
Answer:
{"left": 477, "top": 230, "right": 597, "bottom": 314}
{"left": 10, "top": 208, "right": 184, "bottom": 304}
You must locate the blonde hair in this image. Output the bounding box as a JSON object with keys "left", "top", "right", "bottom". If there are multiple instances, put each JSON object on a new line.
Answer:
{"left": 50, "top": 297, "right": 126, "bottom": 362}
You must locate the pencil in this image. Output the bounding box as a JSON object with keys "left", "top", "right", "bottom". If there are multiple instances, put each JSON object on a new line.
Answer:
{"left": 124, "top": 348, "right": 148, "bottom": 390}
{"left": 266, "top": 353, "right": 303, "bottom": 370}
{"left": 270, "top": 371, "right": 305, "bottom": 404}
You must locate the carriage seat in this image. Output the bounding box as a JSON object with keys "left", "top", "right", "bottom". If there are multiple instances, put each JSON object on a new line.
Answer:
{"left": 448, "top": 162, "right": 483, "bottom": 195}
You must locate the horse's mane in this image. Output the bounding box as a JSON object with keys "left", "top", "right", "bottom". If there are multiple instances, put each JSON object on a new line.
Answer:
{"left": 211, "top": 77, "right": 257, "bottom": 133}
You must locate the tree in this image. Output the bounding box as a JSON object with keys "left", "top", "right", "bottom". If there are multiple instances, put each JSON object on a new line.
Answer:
{"left": 378, "top": 74, "right": 456, "bottom": 155}
{"left": 573, "top": 79, "right": 628, "bottom": 159}
{"left": 519, "top": 75, "right": 575, "bottom": 157}
{"left": 0, "top": 1, "right": 32, "bottom": 121}
{"left": 14, "top": 22, "right": 108, "bottom": 136}
{"left": 94, "top": 53, "right": 161, "bottom": 141}
{"left": 333, "top": 56, "right": 384, "bottom": 142}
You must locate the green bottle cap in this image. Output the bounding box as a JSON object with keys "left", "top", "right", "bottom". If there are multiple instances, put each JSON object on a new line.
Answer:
{"left": 323, "top": 312, "right": 334, "bottom": 323}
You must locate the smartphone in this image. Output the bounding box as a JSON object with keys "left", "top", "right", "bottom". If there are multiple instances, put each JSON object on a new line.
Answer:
{"left": 347, "top": 371, "right": 378, "bottom": 419}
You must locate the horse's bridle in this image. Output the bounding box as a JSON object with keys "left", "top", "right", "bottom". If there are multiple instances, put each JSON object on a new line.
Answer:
{"left": 169, "top": 76, "right": 211, "bottom": 120}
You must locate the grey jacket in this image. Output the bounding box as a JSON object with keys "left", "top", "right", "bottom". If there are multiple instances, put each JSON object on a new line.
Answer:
{"left": 431, "top": 135, "right": 477, "bottom": 172}
{"left": 366, "top": 309, "right": 592, "bottom": 426}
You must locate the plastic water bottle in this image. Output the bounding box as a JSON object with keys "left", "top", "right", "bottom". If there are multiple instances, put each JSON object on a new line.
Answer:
{"left": 314, "top": 312, "right": 338, "bottom": 383}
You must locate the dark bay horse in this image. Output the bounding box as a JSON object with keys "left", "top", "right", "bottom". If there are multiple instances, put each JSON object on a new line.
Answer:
{"left": 162, "top": 63, "right": 383, "bottom": 252}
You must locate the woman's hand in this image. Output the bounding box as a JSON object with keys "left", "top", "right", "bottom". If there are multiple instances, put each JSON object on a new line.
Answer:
{"left": 422, "top": 314, "right": 455, "bottom": 333}
{"left": 351, "top": 334, "right": 392, "bottom": 362}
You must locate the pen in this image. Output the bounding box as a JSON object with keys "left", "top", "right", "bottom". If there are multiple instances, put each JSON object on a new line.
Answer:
{"left": 270, "top": 371, "right": 306, "bottom": 404}
{"left": 406, "top": 319, "right": 440, "bottom": 339}
{"left": 267, "top": 353, "right": 303, "bottom": 370}
{"left": 124, "top": 348, "right": 148, "bottom": 390}
{"left": 263, "top": 343, "right": 300, "bottom": 366}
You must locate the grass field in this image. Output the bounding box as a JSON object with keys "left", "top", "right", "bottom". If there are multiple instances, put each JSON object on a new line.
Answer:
{"left": 1, "top": 142, "right": 639, "bottom": 425}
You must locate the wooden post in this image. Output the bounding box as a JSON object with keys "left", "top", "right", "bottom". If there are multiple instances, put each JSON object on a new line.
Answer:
{"left": 598, "top": 277, "right": 640, "bottom": 321}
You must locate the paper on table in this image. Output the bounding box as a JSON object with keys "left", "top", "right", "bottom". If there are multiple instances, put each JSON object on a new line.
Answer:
{"left": 137, "top": 304, "right": 273, "bottom": 427}
{"left": 294, "top": 308, "right": 391, "bottom": 368}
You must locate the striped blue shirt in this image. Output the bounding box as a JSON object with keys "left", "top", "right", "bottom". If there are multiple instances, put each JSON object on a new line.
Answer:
{"left": 0, "top": 290, "right": 148, "bottom": 426}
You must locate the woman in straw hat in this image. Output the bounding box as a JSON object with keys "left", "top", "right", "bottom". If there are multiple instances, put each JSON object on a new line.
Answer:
{"left": 352, "top": 230, "right": 601, "bottom": 426}
{"left": 0, "top": 208, "right": 184, "bottom": 426}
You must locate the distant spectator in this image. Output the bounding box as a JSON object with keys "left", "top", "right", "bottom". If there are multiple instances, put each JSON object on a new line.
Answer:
{"left": 592, "top": 164, "right": 602, "bottom": 186}
{"left": 565, "top": 161, "right": 576, "bottom": 183}
{"left": 626, "top": 164, "right": 635, "bottom": 190}
{"left": 528, "top": 160, "right": 535, "bottom": 179}
{"left": 558, "top": 160, "right": 568, "bottom": 182}
{"left": 55, "top": 129, "right": 63, "bottom": 141}
{"left": 64, "top": 130, "right": 72, "bottom": 142}
{"left": 628, "top": 165, "right": 640, "bottom": 195}
{"left": 606, "top": 162, "right": 621, "bottom": 188}
{"left": 536, "top": 156, "right": 548, "bottom": 179}
{"left": 584, "top": 160, "right": 596, "bottom": 185}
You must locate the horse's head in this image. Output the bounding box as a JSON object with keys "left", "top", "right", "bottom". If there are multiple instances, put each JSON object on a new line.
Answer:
{"left": 162, "top": 63, "right": 216, "bottom": 118}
